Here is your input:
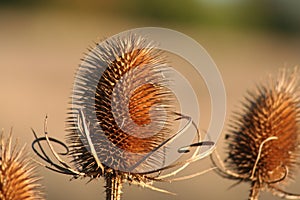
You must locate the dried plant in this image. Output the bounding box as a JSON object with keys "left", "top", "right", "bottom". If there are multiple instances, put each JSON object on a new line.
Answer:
{"left": 32, "top": 33, "right": 213, "bottom": 200}
{"left": 212, "top": 68, "right": 300, "bottom": 200}
{"left": 0, "top": 131, "right": 44, "bottom": 200}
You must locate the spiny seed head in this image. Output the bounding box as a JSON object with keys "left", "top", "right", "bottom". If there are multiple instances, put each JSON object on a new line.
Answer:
{"left": 0, "top": 133, "right": 44, "bottom": 200}
{"left": 225, "top": 68, "right": 300, "bottom": 196}
{"left": 67, "top": 33, "right": 176, "bottom": 177}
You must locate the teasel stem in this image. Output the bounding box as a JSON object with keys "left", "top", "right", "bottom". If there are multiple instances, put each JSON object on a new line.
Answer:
{"left": 249, "top": 181, "right": 260, "bottom": 200}
{"left": 105, "top": 172, "right": 122, "bottom": 200}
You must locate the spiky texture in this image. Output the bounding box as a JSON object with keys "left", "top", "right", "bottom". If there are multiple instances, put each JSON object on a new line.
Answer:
{"left": 224, "top": 68, "right": 300, "bottom": 199}
{"left": 0, "top": 134, "right": 44, "bottom": 200}
{"left": 66, "top": 34, "right": 175, "bottom": 199}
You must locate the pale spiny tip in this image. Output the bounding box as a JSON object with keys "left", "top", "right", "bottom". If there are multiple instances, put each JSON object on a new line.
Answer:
{"left": 0, "top": 132, "right": 44, "bottom": 200}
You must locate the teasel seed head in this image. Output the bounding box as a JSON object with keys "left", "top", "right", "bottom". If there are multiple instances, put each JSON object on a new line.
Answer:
{"left": 0, "top": 133, "right": 44, "bottom": 200}
{"left": 220, "top": 68, "right": 300, "bottom": 199}
{"left": 59, "top": 33, "right": 183, "bottom": 200}
{"left": 32, "top": 32, "right": 214, "bottom": 200}
{"left": 67, "top": 33, "right": 176, "bottom": 176}
{"left": 31, "top": 33, "right": 208, "bottom": 200}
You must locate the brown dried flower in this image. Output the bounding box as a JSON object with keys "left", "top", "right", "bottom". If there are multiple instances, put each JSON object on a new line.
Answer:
{"left": 213, "top": 68, "right": 300, "bottom": 200}
{"left": 32, "top": 33, "right": 208, "bottom": 200}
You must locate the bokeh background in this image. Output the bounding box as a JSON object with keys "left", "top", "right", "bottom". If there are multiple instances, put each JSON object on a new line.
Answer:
{"left": 1, "top": 0, "right": 300, "bottom": 199}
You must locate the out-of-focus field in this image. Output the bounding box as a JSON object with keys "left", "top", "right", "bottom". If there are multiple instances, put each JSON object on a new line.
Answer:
{"left": 1, "top": 3, "right": 300, "bottom": 200}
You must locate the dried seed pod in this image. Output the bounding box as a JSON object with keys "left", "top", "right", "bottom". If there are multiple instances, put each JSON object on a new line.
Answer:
{"left": 0, "top": 133, "right": 44, "bottom": 200}
{"left": 32, "top": 33, "right": 210, "bottom": 200}
{"left": 213, "top": 68, "right": 300, "bottom": 200}
{"left": 68, "top": 34, "right": 178, "bottom": 199}
{"left": 67, "top": 34, "right": 176, "bottom": 175}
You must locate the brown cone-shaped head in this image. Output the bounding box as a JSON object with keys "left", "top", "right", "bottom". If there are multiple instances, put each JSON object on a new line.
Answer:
{"left": 225, "top": 68, "right": 300, "bottom": 197}
{"left": 67, "top": 34, "right": 176, "bottom": 175}
{"left": 0, "top": 134, "right": 44, "bottom": 200}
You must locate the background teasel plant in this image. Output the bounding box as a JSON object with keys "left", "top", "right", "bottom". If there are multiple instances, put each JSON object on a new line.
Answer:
{"left": 212, "top": 68, "right": 300, "bottom": 200}
{"left": 0, "top": 132, "right": 44, "bottom": 200}
{"left": 32, "top": 33, "right": 209, "bottom": 200}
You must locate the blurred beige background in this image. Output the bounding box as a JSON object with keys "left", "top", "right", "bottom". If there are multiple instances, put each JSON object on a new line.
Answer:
{"left": 1, "top": 0, "right": 300, "bottom": 199}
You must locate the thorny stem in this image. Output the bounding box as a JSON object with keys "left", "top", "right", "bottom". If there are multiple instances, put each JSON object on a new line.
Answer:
{"left": 106, "top": 172, "right": 123, "bottom": 200}
{"left": 249, "top": 181, "right": 260, "bottom": 200}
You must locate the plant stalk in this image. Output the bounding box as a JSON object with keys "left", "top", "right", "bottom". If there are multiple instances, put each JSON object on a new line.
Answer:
{"left": 249, "top": 181, "right": 260, "bottom": 200}
{"left": 106, "top": 172, "right": 123, "bottom": 200}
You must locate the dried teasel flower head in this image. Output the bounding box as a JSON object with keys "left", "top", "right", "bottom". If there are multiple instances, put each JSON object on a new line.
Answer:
{"left": 67, "top": 33, "right": 177, "bottom": 175}
{"left": 212, "top": 68, "right": 300, "bottom": 200}
{"left": 0, "top": 132, "right": 44, "bottom": 200}
{"left": 32, "top": 32, "right": 212, "bottom": 200}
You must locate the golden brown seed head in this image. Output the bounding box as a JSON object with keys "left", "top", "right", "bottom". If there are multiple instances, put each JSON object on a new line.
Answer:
{"left": 225, "top": 68, "right": 300, "bottom": 191}
{"left": 67, "top": 34, "right": 175, "bottom": 176}
{"left": 0, "top": 134, "right": 44, "bottom": 200}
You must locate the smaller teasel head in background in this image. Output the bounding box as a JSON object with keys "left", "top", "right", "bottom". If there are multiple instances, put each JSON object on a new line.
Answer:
{"left": 0, "top": 132, "right": 44, "bottom": 200}
{"left": 212, "top": 68, "right": 300, "bottom": 200}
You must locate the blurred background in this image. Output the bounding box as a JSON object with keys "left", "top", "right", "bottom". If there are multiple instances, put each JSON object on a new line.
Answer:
{"left": 1, "top": 0, "right": 300, "bottom": 199}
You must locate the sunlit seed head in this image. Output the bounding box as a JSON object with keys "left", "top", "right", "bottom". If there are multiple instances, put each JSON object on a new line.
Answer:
{"left": 30, "top": 32, "right": 214, "bottom": 200}
{"left": 0, "top": 133, "right": 44, "bottom": 200}
{"left": 67, "top": 33, "right": 176, "bottom": 176}
{"left": 224, "top": 68, "right": 300, "bottom": 198}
